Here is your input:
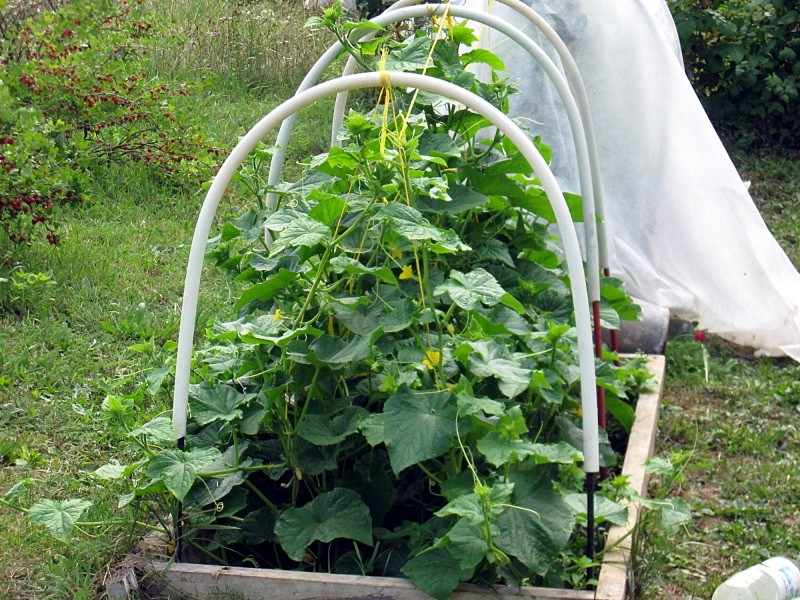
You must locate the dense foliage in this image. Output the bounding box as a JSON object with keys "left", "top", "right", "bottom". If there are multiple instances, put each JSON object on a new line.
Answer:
{"left": 0, "top": 0, "right": 220, "bottom": 247}
{"left": 9, "top": 11, "right": 655, "bottom": 599}
{"left": 668, "top": 0, "right": 799, "bottom": 149}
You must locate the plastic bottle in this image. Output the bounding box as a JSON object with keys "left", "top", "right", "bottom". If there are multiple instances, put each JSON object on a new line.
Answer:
{"left": 712, "top": 557, "right": 800, "bottom": 600}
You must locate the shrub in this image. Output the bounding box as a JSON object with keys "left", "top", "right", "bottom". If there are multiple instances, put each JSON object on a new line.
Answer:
{"left": 668, "top": 0, "right": 800, "bottom": 149}
{"left": 0, "top": 0, "right": 221, "bottom": 248}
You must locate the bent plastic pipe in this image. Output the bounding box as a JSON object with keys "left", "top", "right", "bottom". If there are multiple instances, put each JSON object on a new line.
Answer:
{"left": 173, "top": 71, "right": 600, "bottom": 474}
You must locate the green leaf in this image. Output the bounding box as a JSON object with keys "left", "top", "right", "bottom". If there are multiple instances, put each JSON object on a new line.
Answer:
{"left": 228, "top": 209, "right": 266, "bottom": 243}
{"left": 234, "top": 269, "right": 297, "bottom": 311}
{"left": 309, "top": 193, "right": 347, "bottom": 227}
{"left": 27, "top": 499, "right": 92, "bottom": 542}
{"left": 527, "top": 441, "right": 584, "bottom": 464}
{"left": 564, "top": 493, "right": 628, "bottom": 527}
{"left": 297, "top": 406, "right": 367, "bottom": 446}
{"left": 436, "top": 483, "right": 512, "bottom": 524}
{"left": 274, "top": 488, "right": 373, "bottom": 561}
{"left": 512, "top": 187, "right": 583, "bottom": 222}
{"left": 215, "top": 314, "right": 282, "bottom": 343}
{"left": 146, "top": 448, "right": 220, "bottom": 502}
{"left": 466, "top": 340, "right": 532, "bottom": 398}
{"left": 455, "top": 393, "right": 505, "bottom": 417}
{"left": 2, "top": 479, "right": 31, "bottom": 504}
{"left": 270, "top": 215, "right": 330, "bottom": 253}
{"left": 472, "top": 305, "right": 531, "bottom": 336}
{"left": 309, "top": 332, "right": 376, "bottom": 368}
{"left": 493, "top": 467, "right": 575, "bottom": 575}
{"left": 434, "top": 268, "right": 506, "bottom": 310}
{"left": 128, "top": 415, "right": 173, "bottom": 445}
{"left": 374, "top": 204, "right": 467, "bottom": 252}
{"left": 461, "top": 48, "right": 506, "bottom": 71}
{"left": 601, "top": 279, "right": 642, "bottom": 322}
{"left": 477, "top": 433, "right": 537, "bottom": 467}
{"left": 476, "top": 238, "right": 515, "bottom": 267}
{"left": 605, "top": 394, "right": 636, "bottom": 433}
{"left": 418, "top": 184, "right": 488, "bottom": 215}
{"left": 442, "top": 519, "right": 490, "bottom": 569}
{"left": 189, "top": 383, "right": 256, "bottom": 426}
{"left": 383, "top": 387, "right": 457, "bottom": 474}
{"left": 93, "top": 463, "right": 127, "bottom": 480}
{"left": 385, "top": 35, "right": 433, "bottom": 71}
{"left": 317, "top": 146, "right": 360, "bottom": 177}
{"left": 417, "top": 130, "right": 461, "bottom": 159}
{"left": 359, "top": 413, "right": 385, "bottom": 446}
{"left": 242, "top": 507, "right": 278, "bottom": 545}
{"left": 402, "top": 547, "right": 472, "bottom": 600}
{"left": 434, "top": 493, "right": 484, "bottom": 524}
{"left": 329, "top": 256, "right": 397, "bottom": 285}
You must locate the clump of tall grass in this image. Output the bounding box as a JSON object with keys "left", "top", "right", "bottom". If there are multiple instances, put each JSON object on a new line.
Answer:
{"left": 147, "top": 0, "right": 334, "bottom": 94}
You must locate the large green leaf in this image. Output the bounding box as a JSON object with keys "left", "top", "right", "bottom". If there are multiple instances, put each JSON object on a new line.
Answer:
{"left": 308, "top": 332, "right": 376, "bottom": 368}
{"left": 2, "top": 479, "right": 31, "bottom": 504}
{"left": 564, "top": 493, "right": 628, "bottom": 527}
{"left": 374, "top": 204, "right": 467, "bottom": 252}
{"left": 383, "top": 387, "right": 457, "bottom": 474}
{"left": 461, "top": 48, "right": 506, "bottom": 70}
{"left": 28, "top": 499, "right": 92, "bottom": 542}
{"left": 442, "top": 519, "right": 490, "bottom": 569}
{"left": 605, "top": 393, "right": 637, "bottom": 433}
{"left": 478, "top": 435, "right": 583, "bottom": 467}
{"left": 128, "top": 415, "right": 173, "bottom": 444}
{"left": 511, "top": 187, "right": 584, "bottom": 222}
{"left": 189, "top": 383, "right": 256, "bottom": 426}
{"left": 435, "top": 483, "right": 512, "bottom": 524}
{"left": 477, "top": 433, "right": 537, "bottom": 467}
{"left": 359, "top": 413, "right": 385, "bottom": 446}
{"left": 234, "top": 269, "right": 297, "bottom": 311}
{"left": 401, "top": 547, "right": 472, "bottom": 600}
{"left": 385, "top": 35, "right": 433, "bottom": 71}
{"left": 270, "top": 215, "right": 330, "bottom": 253}
{"left": 329, "top": 256, "right": 397, "bottom": 286}
{"left": 493, "top": 467, "right": 575, "bottom": 575}
{"left": 467, "top": 340, "right": 532, "bottom": 398}
{"left": 434, "top": 268, "right": 506, "bottom": 310}
{"left": 417, "top": 130, "right": 461, "bottom": 159}
{"left": 308, "top": 193, "right": 347, "bottom": 227}
{"left": 145, "top": 448, "right": 220, "bottom": 502}
{"left": 418, "top": 184, "right": 488, "bottom": 215}
{"left": 471, "top": 306, "right": 531, "bottom": 336}
{"left": 274, "top": 488, "right": 373, "bottom": 561}
{"left": 296, "top": 406, "right": 367, "bottom": 446}
{"left": 214, "top": 314, "right": 282, "bottom": 344}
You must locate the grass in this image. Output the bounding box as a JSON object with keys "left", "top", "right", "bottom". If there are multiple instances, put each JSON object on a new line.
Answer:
{"left": 0, "top": 1, "right": 799, "bottom": 598}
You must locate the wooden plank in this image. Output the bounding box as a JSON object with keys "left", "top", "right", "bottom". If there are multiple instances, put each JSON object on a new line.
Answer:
{"left": 140, "top": 355, "right": 665, "bottom": 600}
{"left": 595, "top": 354, "right": 665, "bottom": 600}
{"left": 147, "top": 562, "right": 596, "bottom": 600}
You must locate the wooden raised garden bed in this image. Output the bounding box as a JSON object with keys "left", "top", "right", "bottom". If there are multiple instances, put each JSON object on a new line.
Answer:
{"left": 134, "top": 355, "right": 664, "bottom": 600}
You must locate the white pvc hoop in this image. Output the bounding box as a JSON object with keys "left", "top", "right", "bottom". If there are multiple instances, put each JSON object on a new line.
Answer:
{"left": 172, "top": 72, "right": 600, "bottom": 473}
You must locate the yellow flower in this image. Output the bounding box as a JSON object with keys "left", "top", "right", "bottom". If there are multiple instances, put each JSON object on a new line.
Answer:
{"left": 272, "top": 308, "right": 282, "bottom": 323}
{"left": 387, "top": 243, "right": 403, "bottom": 259}
{"left": 422, "top": 349, "right": 441, "bottom": 370}
{"left": 399, "top": 264, "right": 414, "bottom": 280}
{"left": 446, "top": 323, "right": 455, "bottom": 336}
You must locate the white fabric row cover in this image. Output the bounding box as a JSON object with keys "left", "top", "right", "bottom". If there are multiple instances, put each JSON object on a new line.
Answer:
{"left": 463, "top": 0, "right": 800, "bottom": 360}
